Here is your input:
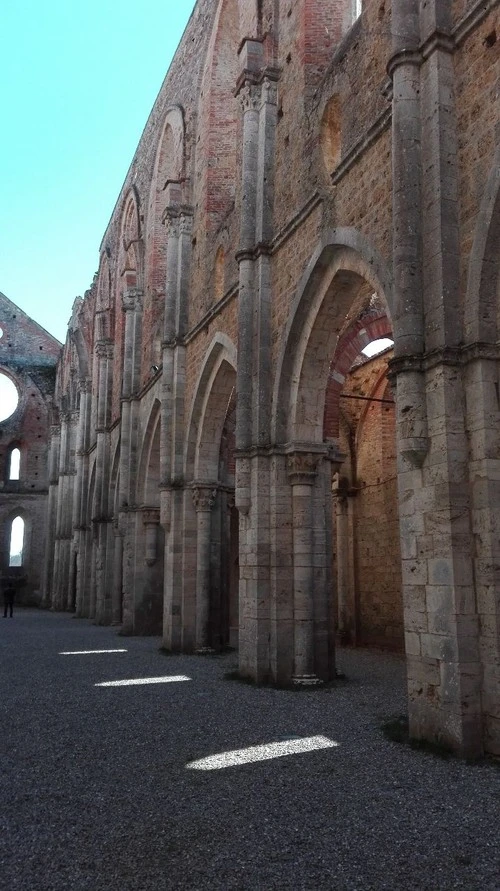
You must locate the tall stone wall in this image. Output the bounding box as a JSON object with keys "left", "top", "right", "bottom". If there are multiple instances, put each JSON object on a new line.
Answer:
{"left": 43, "top": 0, "right": 500, "bottom": 757}
{"left": 0, "top": 292, "right": 61, "bottom": 604}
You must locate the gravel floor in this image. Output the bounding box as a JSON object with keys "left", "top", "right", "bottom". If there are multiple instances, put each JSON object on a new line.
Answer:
{"left": 1, "top": 609, "right": 499, "bottom": 891}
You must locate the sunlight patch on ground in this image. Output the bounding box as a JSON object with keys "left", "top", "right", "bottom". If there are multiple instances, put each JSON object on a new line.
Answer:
{"left": 60, "top": 649, "right": 128, "bottom": 655}
{"left": 95, "top": 675, "right": 191, "bottom": 687}
{"left": 186, "top": 735, "right": 339, "bottom": 770}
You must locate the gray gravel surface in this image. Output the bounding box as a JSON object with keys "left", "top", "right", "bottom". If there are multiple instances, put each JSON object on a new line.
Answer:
{"left": 1, "top": 609, "right": 499, "bottom": 891}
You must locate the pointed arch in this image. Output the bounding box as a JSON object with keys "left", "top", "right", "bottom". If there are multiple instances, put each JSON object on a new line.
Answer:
{"left": 8, "top": 446, "right": 21, "bottom": 481}
{"left": 272, "top": 228, "right": 393, "bottom": 445}
{"left": 464, "top": 147, "right": 500, "bottom": 343}
{"left": 185, "top": 334, "right": 238, "bottom": 482}
{"left": 8, "top": 515, "right": 25, "bottom": 567}
{"left": 197, "top": 0, "right": 242, "bottom": 231}
{"left": 137, "top": 400, "right": 162, "bottom": 506}
{"left": 119, "top": 187, "right": 143, "bottom": 288}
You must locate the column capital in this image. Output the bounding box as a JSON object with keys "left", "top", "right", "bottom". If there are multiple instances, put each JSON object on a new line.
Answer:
{"left": 287, "top": 451, "right": 322, "bottom": 486}
{"left": 162, "top": 210, "right": 180, "bottom": 237}
{"left": 141, "top": 507, "right": 160, "bottom": 526}
{"left": 192, "top": 485, "right": 217, "bottom": 513}
{"left": 261, "top": 76, "right": 278, "bottom": 106}
{"left": 121, "top": 288, "right": 143, "bottom": 312}
{"left": 94, "top": 339, "right": 114, "bottom": 360}
{"left": 78, "top": 377, "right": 92, "bottom": 394}
{"left": 238, "top": 80, "right": 261, "bottom": 114}
{"left": 178, "top": 210, "right": 194, "bottom": 236}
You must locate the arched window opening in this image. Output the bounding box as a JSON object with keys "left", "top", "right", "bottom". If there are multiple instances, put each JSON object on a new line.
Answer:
{"left": 9, "top": 447, "right": 20, "bottom": 480}
{"left": 361, "top": 338, "right": 394, "bottom": 359}
{"left": 9, "top": 516, "right": 25, "bottom": 567}
{"left": 352, "top": 0, "right": 362, "bottom": 21}
{"left": 0, "top": 372, "right": 19, "bottom": 422}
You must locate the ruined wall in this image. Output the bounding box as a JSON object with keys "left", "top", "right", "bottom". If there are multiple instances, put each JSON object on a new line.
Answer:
{"left": 0, "top": 293, "right": 61, "bottom": 603}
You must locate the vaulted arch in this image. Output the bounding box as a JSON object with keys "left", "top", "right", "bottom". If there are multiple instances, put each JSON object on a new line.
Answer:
{"left": 137, "top": 400, "right": 162, "bottom": 507}
{"left": 464, "top": 147, "right": 500, "bottom": 343}
{"left": 185, "top": 334, "right": 237, "bottom": 482}
{"left": 272, "top": 228, "right": 393, "bottom": 445}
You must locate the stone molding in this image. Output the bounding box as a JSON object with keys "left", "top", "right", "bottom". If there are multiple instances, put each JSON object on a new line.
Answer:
{"left": 388, "top": 342, "right": 500, "bottom": 381}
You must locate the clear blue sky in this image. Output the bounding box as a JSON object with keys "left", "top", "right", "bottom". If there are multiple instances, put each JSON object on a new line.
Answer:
{"left": 1, "top": 0, "right": 196, "bottom": 344}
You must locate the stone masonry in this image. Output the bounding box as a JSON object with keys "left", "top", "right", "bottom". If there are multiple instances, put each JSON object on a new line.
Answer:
{"left": 0, "top": 292, "right": 61, "bottom": 604}
{"left": 42, "top": 0, "right": 500, "bottom": 757}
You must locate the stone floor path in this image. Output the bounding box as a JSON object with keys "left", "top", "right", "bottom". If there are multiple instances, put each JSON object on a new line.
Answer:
{"left": 1, "top": 609, "right": 499, "bottom": 890}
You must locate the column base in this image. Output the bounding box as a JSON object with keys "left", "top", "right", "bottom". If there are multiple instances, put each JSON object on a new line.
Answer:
{"left": 292, "top": 674, "right": 324, "bottom": 687}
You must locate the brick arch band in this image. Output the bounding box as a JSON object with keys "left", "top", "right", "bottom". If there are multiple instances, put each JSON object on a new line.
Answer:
{"left": 323, "top": 311, "right": 392, "bottom": 439}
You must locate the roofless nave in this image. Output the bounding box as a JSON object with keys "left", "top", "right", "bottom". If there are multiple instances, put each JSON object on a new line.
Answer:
{"left": 1, "top": 0, "right": 500, "bottom": 758}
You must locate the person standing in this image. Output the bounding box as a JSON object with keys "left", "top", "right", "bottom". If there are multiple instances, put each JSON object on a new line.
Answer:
{"left": 3, "top": 582, "right": 15, "bottom": 618}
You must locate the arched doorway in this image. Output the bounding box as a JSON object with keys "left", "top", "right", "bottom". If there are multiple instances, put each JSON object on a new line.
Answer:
{"left": 135, "top": 403, "right": 163, "bottom": 634}
{"left": 267, "top": 232, "right": 399, "bottom": 685}
{"left": 184, "top": 337, "right": 238, "bottom": 652}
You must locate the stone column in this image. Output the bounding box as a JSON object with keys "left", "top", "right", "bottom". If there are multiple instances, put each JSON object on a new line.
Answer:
{"left": 235, "top": 81, "right": 260, "bottom": 455}
{"left": 192, "top": 486, "right": 217, "bottom": 653}
{"left": 64, "top": 410, "right": 79, "bottom": 611}
{"left": 111, "top": 520, "right": 124, "bottom": 625}
{"left": 41, "top": 423, "right": 60, "bottom": 608}
{"left": 388, "top": 0, "right": 428, "bottom": 467}
{"left": 160, "top": 203, "right": 193, "bottom": 652}
{"left": 53, "top": 411, "right": 76, "bottom": 611}
{"left": 74, "top": 379, "right": 92, "bottom": 616}
{"left": 94, "top": 339, "right": 114, "bottom": 624}
{"left": 235, "top": 71, "right": 278, "bottom": 683}
{"left": 119, "top": 289, "right": 143, "bottom": 510}
{"left": 142, "top": 509, "right": 160, "bottom": 567}
{"left": 118, "top": 288, "right": 143, "bottom": 633}
{"left": 287, "top": 451, "right": 323, "bottom": 685}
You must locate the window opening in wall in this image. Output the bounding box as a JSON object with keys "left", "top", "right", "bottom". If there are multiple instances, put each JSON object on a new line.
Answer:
{"left": 361, "top": 338, "right": 394, "bottom": 358}
{"left": 353, "top": 0, "right": 362, "bottom": 20}
{"left": 0, "top": 325, "right": 3, "bottom": 339}
{"left": 9, "top": 516, "right": 25, "bottom": 567}
{"left": 0, "top": 372, "right": 19, "bottom": 422}
{"left": 9, "top": 447, "right": 20, "bottom": 480}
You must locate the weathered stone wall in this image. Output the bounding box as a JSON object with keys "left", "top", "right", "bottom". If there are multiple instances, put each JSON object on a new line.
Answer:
{"left": 0, "top": 293, "right": 61, "bottom": 603}
{"left": 44, "top": 0, "right": 500, "bottom": 756}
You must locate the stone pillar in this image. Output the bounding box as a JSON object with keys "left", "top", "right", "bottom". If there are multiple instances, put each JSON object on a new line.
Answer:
{"left": 64, "top": 410, "right": 79, "bottom": 611}
{"left": 160, "top": 201, "right": 193, "bottom": 652}
{"left": 142, "top": 509, "right": 160, "bottom": 567}
{"left": 388, "top": 0, "right": 428, "bottom": 467}
{"left": 236, "top": 81, "right": 260, "bottom": 454}
{"left": 287, "top": 451, "right": 322, "bottom": 685}
{"left": 41, "top": 424, "right": 60, "bottom": 608}
{"left": 335, "top": 486, "right": 357, "bottom": 645}
{"left": 118, "top": 288, "right": 143, "bottom": 633}
{"left": 94, "top": 339, "right": 114, "bottom": 624}
{"left": 192, "top": 486, "right": 217, "bottom": 653}
{"left": 111, "top": 519, "right": 124, "bottom": 625}
{"left": 53, "top": 412, "right": 76, "bottom": 611}
{"left": 235, "top": 67, "right": 279, "bottom": 683}
{"left": 74, "top": 379, "right": 92, "bottom": 617}
{"left": 119, "top": 289, "right": 143, "bottom": 511}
